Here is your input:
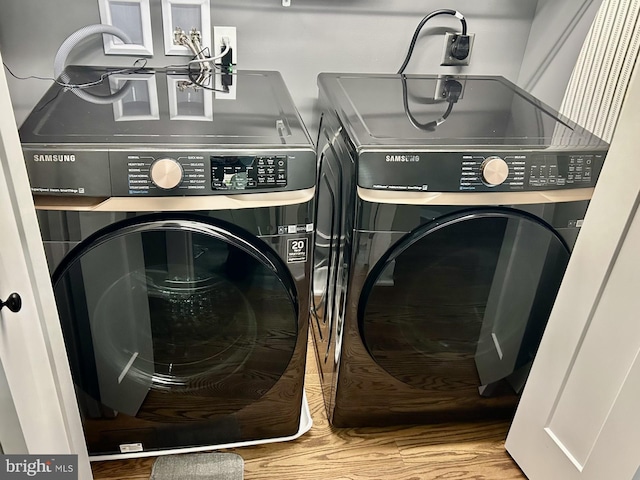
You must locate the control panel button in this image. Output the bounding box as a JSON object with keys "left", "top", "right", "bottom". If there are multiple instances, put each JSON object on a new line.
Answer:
{"left": 150, "top": 158, "right": 183, "bottom": 190}
{"left": 481, "top": 156, "right": 509, "bottom": 186}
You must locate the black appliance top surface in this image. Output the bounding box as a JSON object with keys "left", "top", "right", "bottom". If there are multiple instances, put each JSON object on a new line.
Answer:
{"left": 317, "top": 73, "right": 608, "bottom": 150}
{"left": 19, "top": 66, "right": 313, "bottom": 148}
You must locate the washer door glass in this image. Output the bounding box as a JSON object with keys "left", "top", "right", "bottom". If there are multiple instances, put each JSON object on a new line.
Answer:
{"left": 359, "top": 209, "right": 571, "bottom": 398}
{"left": 53, "top": 216, "right": 298, "bottom": 421}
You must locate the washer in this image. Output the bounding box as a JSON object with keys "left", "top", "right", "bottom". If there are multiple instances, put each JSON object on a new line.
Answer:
{"left": 18, "top": 67, "right": 315, "bottom": 458}
{"left": 312, "top": 73, "right": 609, "bottom": 427}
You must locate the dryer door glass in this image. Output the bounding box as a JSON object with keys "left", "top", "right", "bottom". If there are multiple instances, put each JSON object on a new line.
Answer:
{"left": 52, "top": 217, "right": 298, "bottom": 454}
{"left": 359, "top": 209, "right": 570, "bottom": 399}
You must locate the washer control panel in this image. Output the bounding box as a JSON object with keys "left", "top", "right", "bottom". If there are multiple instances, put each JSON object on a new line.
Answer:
{"left": 211, "top": 155, "right": 287, "bottom": 191}
{"left": 109, "top": 152, "right": 290, "bottom": 196}
{"left": 122, "top": 154, "right": 207, "bottom": 195}
{"left": 23, "top": 148, "right": 316, "bottom": 197}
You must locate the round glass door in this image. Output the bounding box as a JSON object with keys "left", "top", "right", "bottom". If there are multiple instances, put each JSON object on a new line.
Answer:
{"left": 53, "top": 215, "right": 298, "bottom": 420}
{"left": 359, "top": 209, "right": 571, "bottom": 397}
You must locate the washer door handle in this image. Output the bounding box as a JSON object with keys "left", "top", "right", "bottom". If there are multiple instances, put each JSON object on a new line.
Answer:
{"left": 1, "top": 293, "right": 22, "bottom": 313}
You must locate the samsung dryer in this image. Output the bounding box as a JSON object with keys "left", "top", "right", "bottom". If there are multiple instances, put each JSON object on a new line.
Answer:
{"left": 312, "top": 73, "right": 609, "bottom": 427}
{"left": 19, "top": 67, "right": 315, "bottom": 459}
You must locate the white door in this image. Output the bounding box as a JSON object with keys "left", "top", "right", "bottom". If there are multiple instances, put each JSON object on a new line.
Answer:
{"left": 505, "top": 50, "right": 640, "bottom": 479}
{"left": 0, "top": 49, "right": 92, "bottom": 478}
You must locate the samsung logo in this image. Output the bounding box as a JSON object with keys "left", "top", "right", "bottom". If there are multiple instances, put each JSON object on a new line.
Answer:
{"left": 385, "top": 155, "right": 420, "bottom": 163}
{"left": 33, "top": 154, "right": 76, "bottom": 162}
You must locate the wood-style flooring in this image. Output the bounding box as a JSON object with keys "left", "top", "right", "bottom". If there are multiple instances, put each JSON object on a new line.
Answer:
{"left": 92, "top": 339, "right": 526, "bottom": 480}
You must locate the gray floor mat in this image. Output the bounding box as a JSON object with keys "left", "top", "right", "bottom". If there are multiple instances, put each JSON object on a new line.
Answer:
{"left": 150, "top": 452, "right": 244, "bottom": 480}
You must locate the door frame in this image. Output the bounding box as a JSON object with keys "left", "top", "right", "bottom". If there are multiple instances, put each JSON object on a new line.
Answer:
{"left": 505, "top": 46, "right": 640, "bottom": 479}
{"left": 0, "top": 48, "right": 91, "bottom": 477}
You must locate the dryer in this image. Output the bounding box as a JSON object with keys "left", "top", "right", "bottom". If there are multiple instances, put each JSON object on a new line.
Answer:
{"left": 19, "top": 67, "right": 315, "bottom": 458}
{"left": 312, "top": 73, "right": 609, "bottom": 427}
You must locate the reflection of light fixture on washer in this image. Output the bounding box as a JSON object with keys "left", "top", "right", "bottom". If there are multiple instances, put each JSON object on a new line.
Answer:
{"left": 167, "top": 74, "right": 213, "bottom": 121}
{"left": 109, "top": 74, "right": 159, "bottom": 121}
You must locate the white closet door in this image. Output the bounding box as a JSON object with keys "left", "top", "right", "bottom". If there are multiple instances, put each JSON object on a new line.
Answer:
{"left": 505, "top": 51, "right": 640, "bottom": 479}
{"left": 0, "top": 48, "right": 92, "bottom": 478}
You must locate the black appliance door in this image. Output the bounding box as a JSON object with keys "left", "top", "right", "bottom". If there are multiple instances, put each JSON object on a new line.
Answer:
{"left": 52, "top": 215, "right": 298, "bottom": 454}
{"left": 359, "top": 208, "right": 571, "bottom": 398}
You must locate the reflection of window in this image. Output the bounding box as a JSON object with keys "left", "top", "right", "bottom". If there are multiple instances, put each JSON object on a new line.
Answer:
{"left": 167, "top": 75, "right": 213, "bottom": 121}
{"left": 109, "top": 74, "right": 159, "bottom": 122}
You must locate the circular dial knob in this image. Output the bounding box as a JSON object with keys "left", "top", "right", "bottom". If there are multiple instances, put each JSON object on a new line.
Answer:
{"left": 150, "top": 158, "right": 183, "bottom": 190}
{"left": 481, "top": 156, "right": 509, "bottom": 186}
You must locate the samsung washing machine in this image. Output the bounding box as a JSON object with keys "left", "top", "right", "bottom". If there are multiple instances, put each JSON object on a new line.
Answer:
{"left": 18, "top": 67, "right": 315, "bottom": 459}
{"left": 312, "top": 73, "right": 609, "bottom": 427}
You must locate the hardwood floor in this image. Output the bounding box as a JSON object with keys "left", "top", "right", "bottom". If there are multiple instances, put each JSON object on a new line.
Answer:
{"left": 92, "top": 339, "right": 526, "bottom": 480}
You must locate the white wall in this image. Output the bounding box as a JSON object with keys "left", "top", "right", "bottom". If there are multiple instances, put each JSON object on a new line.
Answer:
{"left": 0, "top": 360, "right": 27, "bottom": 453}
{"left": 517, "top": 0, "right": 604, "bottom": 111}
{"left": 0, "top": 0, "right": 538, "bottom": 133}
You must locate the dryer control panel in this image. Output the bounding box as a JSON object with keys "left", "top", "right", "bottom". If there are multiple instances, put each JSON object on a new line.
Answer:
{"left": 458, "top": 154, "right": 597, "bottom": 190}
{"left": 357, "top": 151, "right": 606, "bottom": 193}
